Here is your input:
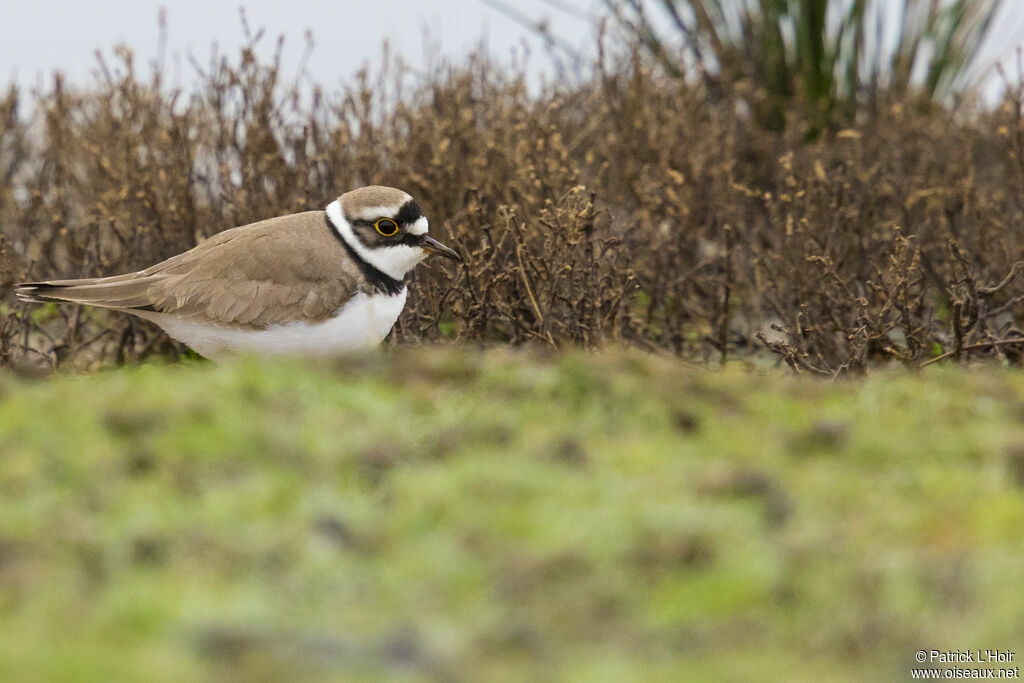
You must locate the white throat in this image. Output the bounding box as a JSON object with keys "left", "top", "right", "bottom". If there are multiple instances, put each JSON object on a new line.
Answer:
{"left": 325, "top": 200, "right": 428, "bottom": 280}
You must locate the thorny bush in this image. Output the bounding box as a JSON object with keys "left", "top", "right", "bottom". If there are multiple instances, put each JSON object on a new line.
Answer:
{"left": 4, "top": 38, "right": 1024, "bottom": 375}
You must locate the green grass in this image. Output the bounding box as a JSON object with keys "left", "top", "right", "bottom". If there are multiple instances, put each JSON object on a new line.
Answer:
{"left": 1, "top": 349, "right": 1022, "bottom": 681}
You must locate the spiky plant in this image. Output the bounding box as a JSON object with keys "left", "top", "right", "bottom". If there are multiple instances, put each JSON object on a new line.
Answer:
{"left": 604, "top": 0, "right": 1006, "bottom": 133}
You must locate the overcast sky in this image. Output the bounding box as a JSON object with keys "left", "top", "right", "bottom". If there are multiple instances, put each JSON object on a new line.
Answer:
{"left": 1, "top": 0, "right": 602, "bottom": 92}
{"left": 1, "top": 1, "right": 1023, "bottom": 99}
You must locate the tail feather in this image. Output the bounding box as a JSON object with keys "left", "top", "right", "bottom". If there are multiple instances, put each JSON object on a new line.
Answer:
{"left": 14, "top": 273, "right": 157, "bottom": 310}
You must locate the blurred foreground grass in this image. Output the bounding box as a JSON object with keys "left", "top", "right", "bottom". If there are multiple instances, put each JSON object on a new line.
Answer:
{"left": 1, "top": 348, "right": 1022, "bottom": 681}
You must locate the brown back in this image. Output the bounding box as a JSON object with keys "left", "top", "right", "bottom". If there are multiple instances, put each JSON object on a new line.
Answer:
{"left": 140, "top": 211, "right": 365, "bottom": 327}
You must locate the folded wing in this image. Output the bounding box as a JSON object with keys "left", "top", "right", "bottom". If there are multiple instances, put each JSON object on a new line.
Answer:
{"left": 15, "top": 211, "right": 360, "bottom": 328}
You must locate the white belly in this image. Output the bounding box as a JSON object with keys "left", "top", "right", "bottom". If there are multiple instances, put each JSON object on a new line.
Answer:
{"left": 148, "top": 289, "right": 408, "bottom": 360}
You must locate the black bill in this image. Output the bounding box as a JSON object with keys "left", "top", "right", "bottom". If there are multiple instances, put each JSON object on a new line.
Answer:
{"left": 419, "top": 235, "right": 462, "bottom": 261}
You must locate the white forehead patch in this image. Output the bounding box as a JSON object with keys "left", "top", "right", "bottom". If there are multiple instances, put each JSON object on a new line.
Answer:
{"left": 408, "top": 216, "right": 429, "bottom": 236}
{"left": 326, "top": 200, "right": 429, "bottom": 280}
{"left": 350, "top": 204, "right": 405, "bottom": 222}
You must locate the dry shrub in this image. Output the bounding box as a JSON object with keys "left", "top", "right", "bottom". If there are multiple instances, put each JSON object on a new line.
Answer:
{"left": 4, "top": 34, "right": 1024, "bottom": 374}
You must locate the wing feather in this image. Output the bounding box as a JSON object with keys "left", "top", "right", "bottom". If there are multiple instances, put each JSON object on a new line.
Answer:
{"left": 15, "top": 211, "right": 363, "bottom": 327}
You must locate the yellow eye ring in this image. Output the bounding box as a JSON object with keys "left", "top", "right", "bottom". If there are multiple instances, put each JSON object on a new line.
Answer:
{"left": 374, "top": 218, "right": 400, "bottom": 236}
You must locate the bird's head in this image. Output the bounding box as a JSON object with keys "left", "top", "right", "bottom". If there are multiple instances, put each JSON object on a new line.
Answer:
{"left": 326, "top": 185, "right": 461, "bottom": 280}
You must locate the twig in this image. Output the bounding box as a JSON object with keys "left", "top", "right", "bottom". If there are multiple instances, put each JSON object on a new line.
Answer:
{"left": 755, "top": 332, "right": 833, "bottom": 377}
{"left": 512, "top": 222, "right": 557, "bottom": 348}
{"left": 979, "top": 260, "right": 1024, "bottom": 295}
{"left": 921, "top": 337, "right": 1024, "bottom": 367}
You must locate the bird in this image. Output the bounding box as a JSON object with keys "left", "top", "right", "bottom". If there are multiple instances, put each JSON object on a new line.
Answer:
{"left": 14, "top": 186, "right": 461, "bottom": 359}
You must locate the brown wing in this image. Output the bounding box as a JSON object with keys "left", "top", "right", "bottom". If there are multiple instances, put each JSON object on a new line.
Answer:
{"left": 16, "top": 211, "right": 363, "bottom": 328}
{"left": 142, "top": 211, "right": 363, "bottom": 326}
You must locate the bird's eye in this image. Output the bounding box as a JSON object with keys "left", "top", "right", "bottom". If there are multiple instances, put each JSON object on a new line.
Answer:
{"left": 374, "top": 218, "right": 400, "bottom": 236}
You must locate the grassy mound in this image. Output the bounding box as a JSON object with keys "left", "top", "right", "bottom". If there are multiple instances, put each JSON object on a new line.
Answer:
{"left": 1, "top": 349, "right": 1022, "bottom": 679}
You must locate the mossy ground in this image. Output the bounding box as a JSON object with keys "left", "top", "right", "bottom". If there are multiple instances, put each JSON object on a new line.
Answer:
{"left": 1, "top": 349, "right": 1022, "bottom": 681}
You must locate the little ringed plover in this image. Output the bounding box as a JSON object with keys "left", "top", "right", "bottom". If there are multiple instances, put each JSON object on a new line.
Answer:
{"left": 15, "top": 186, "right": 461, "bottom": 359}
